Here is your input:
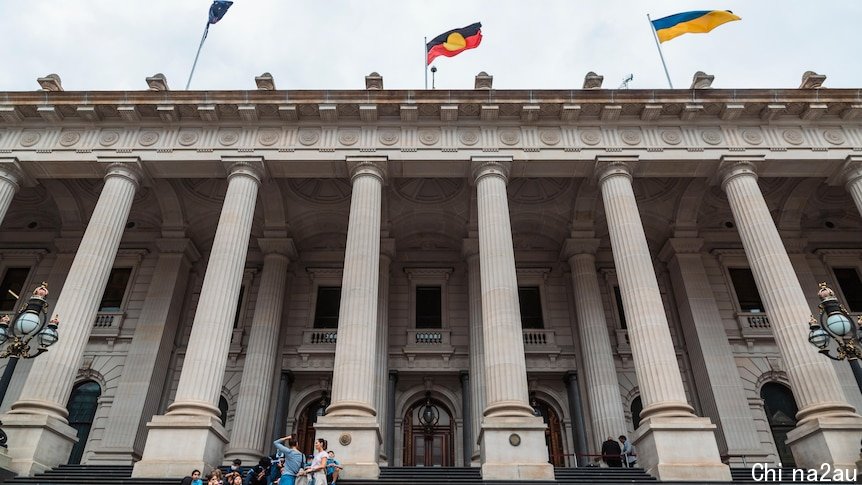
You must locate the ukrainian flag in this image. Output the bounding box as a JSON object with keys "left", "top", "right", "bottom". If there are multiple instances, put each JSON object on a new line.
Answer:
{"left": 652, "top": 10, "right": 741, "bottom": 43}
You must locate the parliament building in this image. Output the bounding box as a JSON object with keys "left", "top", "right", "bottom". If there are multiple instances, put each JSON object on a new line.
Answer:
{"left": 0, "top": 71, "right": 860, "bottom": 481}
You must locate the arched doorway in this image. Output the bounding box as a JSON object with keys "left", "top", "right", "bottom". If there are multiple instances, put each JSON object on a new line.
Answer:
{"left": 403, "top": 393, "right": 454, "bottom": 467}
{"left": 630, "top": 396, "right": 643, "bottom": 430}
{"left": 761, "top": 383, "right": 798, "bottom": 466}
{"left": 297, "top": 393, "right": 328, "bottom": 456}
{"left": 531, "top": 396, "right": 565, "bottom": 467}
{"left": 66, "top": 381, "right": 101, "bottom": 464}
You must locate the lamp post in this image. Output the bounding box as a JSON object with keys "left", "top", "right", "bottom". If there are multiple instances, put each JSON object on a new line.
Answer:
{"left": 0, "top": 283, "right": 60, "bottom": 447}
{"left": 807, "top": 282, "right": 862, "bottom": 393}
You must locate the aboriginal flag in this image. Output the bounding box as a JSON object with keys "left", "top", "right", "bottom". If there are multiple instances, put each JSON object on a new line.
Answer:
{"left": 426, "top": 22, "right": 482, "bottom": 65}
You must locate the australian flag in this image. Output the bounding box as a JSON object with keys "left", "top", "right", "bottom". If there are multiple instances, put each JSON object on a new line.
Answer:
{"left": 208, "top": 1, "right": 233, "bottom": 25}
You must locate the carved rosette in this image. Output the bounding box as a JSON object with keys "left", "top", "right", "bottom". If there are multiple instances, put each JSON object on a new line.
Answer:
{"left": 660, "top": 130, "right": 682, "bottom": 145}
{"left": 620, "top": 129, "right": 641, "bottom": 146}
{"left": 257, "top": 128, "right": 280, "bottom": 146}
{"left": 218, "top": 130, "right": 240, "bottom": 146}
{"left": 459, "top": 128, "right": 480, "bottom": 146}
{"left": 741, "top": 129, "right": 763, "bottom": 145}
{"left": 338, "top": 129, "right": 360, "bottom": 146}
{"left": 58, "top": 131, "right": 81, "bottom": 147}
{"left": 782, "top": 129, "right": 804, "bottom": 145}
{"left": 823, "top": 129, "right": 846, "bottom": 145}
{"left": 418, "top": 128, "right": 440, "bottom": 146}
{"left": 19, "top": 131, "right": 41, "bottom": 147}
{"left": 99, "top": 131, "right": 120, "bottom": 147}
{"left": 298, "top": 128, "right": 321, "bottom": 146}
{"left": 378, "top": 128, "right": 399, "bottom": 146}
{"left": 539, "top": 128, "right": 561, "bottom": 146}
{"left": 580, "top": 129, "right": 601, "bottom": 146}
{"left": 701, "top": 130, "right": 722, "bottom": 145}
{"left": 499, "top": 128, "right": 520, "bottom": 146}
{"left": 178, "top": 130, "right": 199, "bottom": 146}
{"left": 138, "top": 131, "right": 159, "bottom": 146}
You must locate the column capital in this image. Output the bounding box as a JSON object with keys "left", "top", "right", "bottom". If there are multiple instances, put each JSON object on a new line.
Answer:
{"left": 461, "top": 238, "right": 480, "bottom": 260}
{"left": 595, "top": 155, "right": 638, "bottom": 185}
{"left": 257, "top": 237, "right": 297, "bottom": 260}
{"left": 561, "top": 238, "right": 601, "bottom": 261}
{"left": 380, "top": 238, "right": 396, "bottom": 262}
{"left": 459, "top": 370, "right": 469, "bottom": 383}
{"left": 99, "top": 157, "right": 144, "bottom": 188}
{"left": 346, "top": 156, "right": 388, "bottom": 184}
{"left": 155, "top": 238, "right": 201, "bottom": 263}
{"left": 658, "top": 237, "right": 705, "bottom": 262}
{"left": 223, "top": 156, "right": 265, "bottom": 184}
{"left": 562, "top": 371, "right": 579, "bottom": 385}
{"left": 0, "top": 157, "right": 25, "bottom": 189}
{"left": 841, "top": 155, "right": 862, "bottom": 187}
{"left": 717, "top": 155, "right": 764, "bottom": 190}
{"left": 470, "top": 156, "right": 513, "bottom": 185}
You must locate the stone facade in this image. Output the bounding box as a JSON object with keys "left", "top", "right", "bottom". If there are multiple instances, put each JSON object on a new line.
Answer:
{"left": 0, "top": 78, "right": 860, "bottom": 480}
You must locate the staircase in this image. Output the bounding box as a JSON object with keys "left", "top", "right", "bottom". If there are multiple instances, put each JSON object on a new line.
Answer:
{"left": 2, "top": 465, "right": 176, "bottom": 485}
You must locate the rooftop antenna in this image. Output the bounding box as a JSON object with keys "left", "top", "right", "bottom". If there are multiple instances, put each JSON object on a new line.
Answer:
{"left": 618, "top": 74, "right": 634, "bottom": 89}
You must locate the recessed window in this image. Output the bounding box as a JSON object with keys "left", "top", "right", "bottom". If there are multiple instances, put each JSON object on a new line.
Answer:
{"left": 415, "top": 286, "right": 442, "bottom": 329}
{"left": 518, "top": 286, "right": 544, "bottom": 329}
{"left": 232, "top": 285, "right": 246, "bottom": 328}
{"left": 834, "top": 268, "right": 862, "bottom": 313}
{"left": 613, "top": 286, "right": 628, "bottom": 330}
{"left": 729, "top": 268, "right": 765, "bottom": 313}
{"left": 98, "top": 268, "right": 132, "bottom": 311}
{"left": 0, "top": 268, "right": 30, "bottom": 312}
{"left": 313, "top": 286, "right": 341, "bottom": 329}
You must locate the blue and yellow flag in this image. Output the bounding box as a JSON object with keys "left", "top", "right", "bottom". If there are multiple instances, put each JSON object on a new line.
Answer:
{"left": 651, "top": 10, "right": 741, "bottom": 43}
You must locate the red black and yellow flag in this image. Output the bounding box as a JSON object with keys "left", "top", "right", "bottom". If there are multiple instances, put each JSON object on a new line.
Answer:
{"left": 426, "top": 22, "right": 482, "bottom": 65}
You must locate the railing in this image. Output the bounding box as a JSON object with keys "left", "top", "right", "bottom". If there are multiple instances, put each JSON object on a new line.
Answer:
{"left": 736, "top": 312, "right": 772, "bottom": 340}
{"left": 522, "top": 329, "right": 556, "bottom": 346}
{"left": 406, "top": 329, "right": 451, "bottom": 346}
{"left": 91, "top": 311, "right": 125, "bottom": 338}
{"left": 304, "top": 329, "right": 338, "bottom": 345}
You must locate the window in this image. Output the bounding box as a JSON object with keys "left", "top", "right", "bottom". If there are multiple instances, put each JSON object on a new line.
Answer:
{"left": 518, "top": 286, "right": 544, "bottom": 329}
{"left": 613, "top": 286, "right": 628, "bottom": 330}
{"left": 0, "top": 268, "right": 30, "bottom": 312}
{"left": 313, "top": 287, "right": 341, "bottom": 328}
{"left": 729, "top": 268, "right": 765, "bottom": 313}
{"left": 834, "top": 268, "right": 862, "bottom": 313}
{"left": 416, "top": 286, "right": 442, "bottom": 329}
{"left": 232, "top": 285, "right": 246, "bottom": 328}
{"left": 98, "top": 268, "right": 132, "bottom": 311}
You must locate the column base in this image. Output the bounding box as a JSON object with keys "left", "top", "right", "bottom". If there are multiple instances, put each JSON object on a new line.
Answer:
{"left": 633, "top": 416, "right": 731, "bottom": 482}
{"left": 786, "top": 415, "right": 862, "bottom": 472}
{"left": 314, "top": 414, "right": 380, "bottom": 480}
{"left": 223, "top": 448, "right": 264, "bottom": 466}
{"left": 132, "top": 414, "right": 228, "bottom": 478}
{"left": 88, "top": 447, "right": 141, "bottom": 465}
{"left": 0, "top": 413, "right": 78, "bottom": 476}
{"left": 478, "top": 416, "right": 554, "bottom": 481}
{"left": 0, "top": 446, "right": 17, "bottom": 482}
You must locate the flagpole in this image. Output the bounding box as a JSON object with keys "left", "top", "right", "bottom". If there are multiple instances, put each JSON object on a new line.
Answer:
{"left": 424, "top": 37, "right": 428, "bottom": 90}
{"left": 186, "top": 22, "right": 210, "bottom": 90}
{"left": 647, "top": 14, "right": 674, "bottom": 89}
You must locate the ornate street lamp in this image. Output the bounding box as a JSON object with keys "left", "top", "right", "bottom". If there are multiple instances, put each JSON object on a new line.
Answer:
{"left": 417, "top": 392, "right": 439, "bottom": 435}
{"left": 0, "top": 283, "right": 60, "bottom": 447}
{"left": 807, "top": 282, "right": 862, "bottom": 392}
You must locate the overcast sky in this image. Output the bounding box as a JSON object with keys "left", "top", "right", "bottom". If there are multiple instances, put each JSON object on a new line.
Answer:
{"left": 2, "top": 1, "right": 860, "bottom": 92}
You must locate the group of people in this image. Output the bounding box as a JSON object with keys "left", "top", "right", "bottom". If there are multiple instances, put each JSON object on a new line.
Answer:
{"left": 180, "top": 436, "right": 343, "bottom": 485}
{"left": 600, "top": 435, "right": 637, "bottom": 468}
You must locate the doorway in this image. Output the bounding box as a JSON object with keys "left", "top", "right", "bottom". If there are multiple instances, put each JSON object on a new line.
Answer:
{"left": 403, "top": 394, "right": 454, "bottom": 467}
{"left": 761, "top": 383, "right": 798, "bottom": 467}
{"left": 66, "top": 381, "right": 101, "bottom": 464}
{"left": 531, "top": 397, "right": 565, "bottom": 467}
{"left": 297, "top": 394, "right": 328, "bottom": 456}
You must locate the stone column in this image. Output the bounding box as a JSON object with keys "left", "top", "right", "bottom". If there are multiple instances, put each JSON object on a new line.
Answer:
{"left": 133, "top": 161, "right": 262, "bottom": 478}
{"left": 460, "top": 371, "right": 472, "bottom": 467}
{"left": 271, "top": 371, "right": 294, "bottom": 443}
{"left": 562, "top": 372, "right": 589, "bottom": 467}
{"left": 374, "top": 239, "right": 394, "bottom": 464}
{"left": 385, "top": 370, "right": 397, "bottom": 465}
{"left": 3, "top": 162, "right": 141, "bottom": 476}
{"left": 561, "top": 239, "right": 627, "bottom": 449}
{"left": 471, "top": 158, "right": 553, "bottom": 481}
{"left": 314, "top": 158, "right": 386, "bottom": 480}
{"left": 462, "top": 238, "right": 485, "bottom": 465}
{"left": 659, "top": 238, "right": 766, "bottom": 465}
{"left": 720, "top": 159, "right": 862, "bottom": 470}
{"left": 90, "top": 238, "right": 199, "bottom": 465}
{"left": 597, "top": 159, "right": 729, "bottom": 481}
{"left": 0, "top": 159, "right": 23, "bottom": 227}
{"left": 225, "top": 238, "right": 296, "bottom": 463}
{"left": 843, "top": 158, "right": 862, "bottom": 219}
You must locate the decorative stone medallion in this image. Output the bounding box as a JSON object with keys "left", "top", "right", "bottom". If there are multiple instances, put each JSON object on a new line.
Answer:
{"left": 99, "top": 131, "right": 120, "bottom": 147}
{"left": 257, "top": 128, "right": 280, "bottom": 146}
{"left": 823, "top": 129, "right": 846, "bottom": 145}
{"left": 339, "top": 434, "right": 352, "bottom": 446}
{"left": 741, "top": 129, "right": 763, "bottom": 145}
{"left": 580, "top": 129, "right": 601, "bottom": 146}
{"left": 499, "top": 128, "right": 520, "bottom": 146}
{"left": 218, "top": 130, "right": 240, "bottom": 146}
{"left": 178, "top": 130, "right": 199, "bottom": 146}
{"left": 620, "top": 129, "right": 642, "bottom": 146}
{"left": 660, "top": 130, "right": 682, "bottom": 145}
{"left": 418, "top": 128, "right": 440, "bottom": 146}
{"left": 539, "top": 128, "right": 561, "bottom": 146}
{"left": 782, "top": 129, "right": 804, "bottom": 145}
{"left": 298, "top": 128, "right": 321, "bottom": 146}
{"left": 701, "top": 130, "right": 722, "bottom": 145}
{"left": 58, "top": 131, "right": 81, "bottom": 147}
{"left": 378, "top": 128, "right": 399, "bottom": 146}
{"left": 19, "top": 131, "right": 41, "bottom": 147}
{"left": 459, "top": 128, "right": 480, "bottom": 146}
{"left": 338, "top": 129, "right": 360, "bottom": 146}
{"left": 508, "top": 434, "right": 521, "bottom": 447}
{"left": 138, "top": 131, "right": 159, "bottom": 147}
